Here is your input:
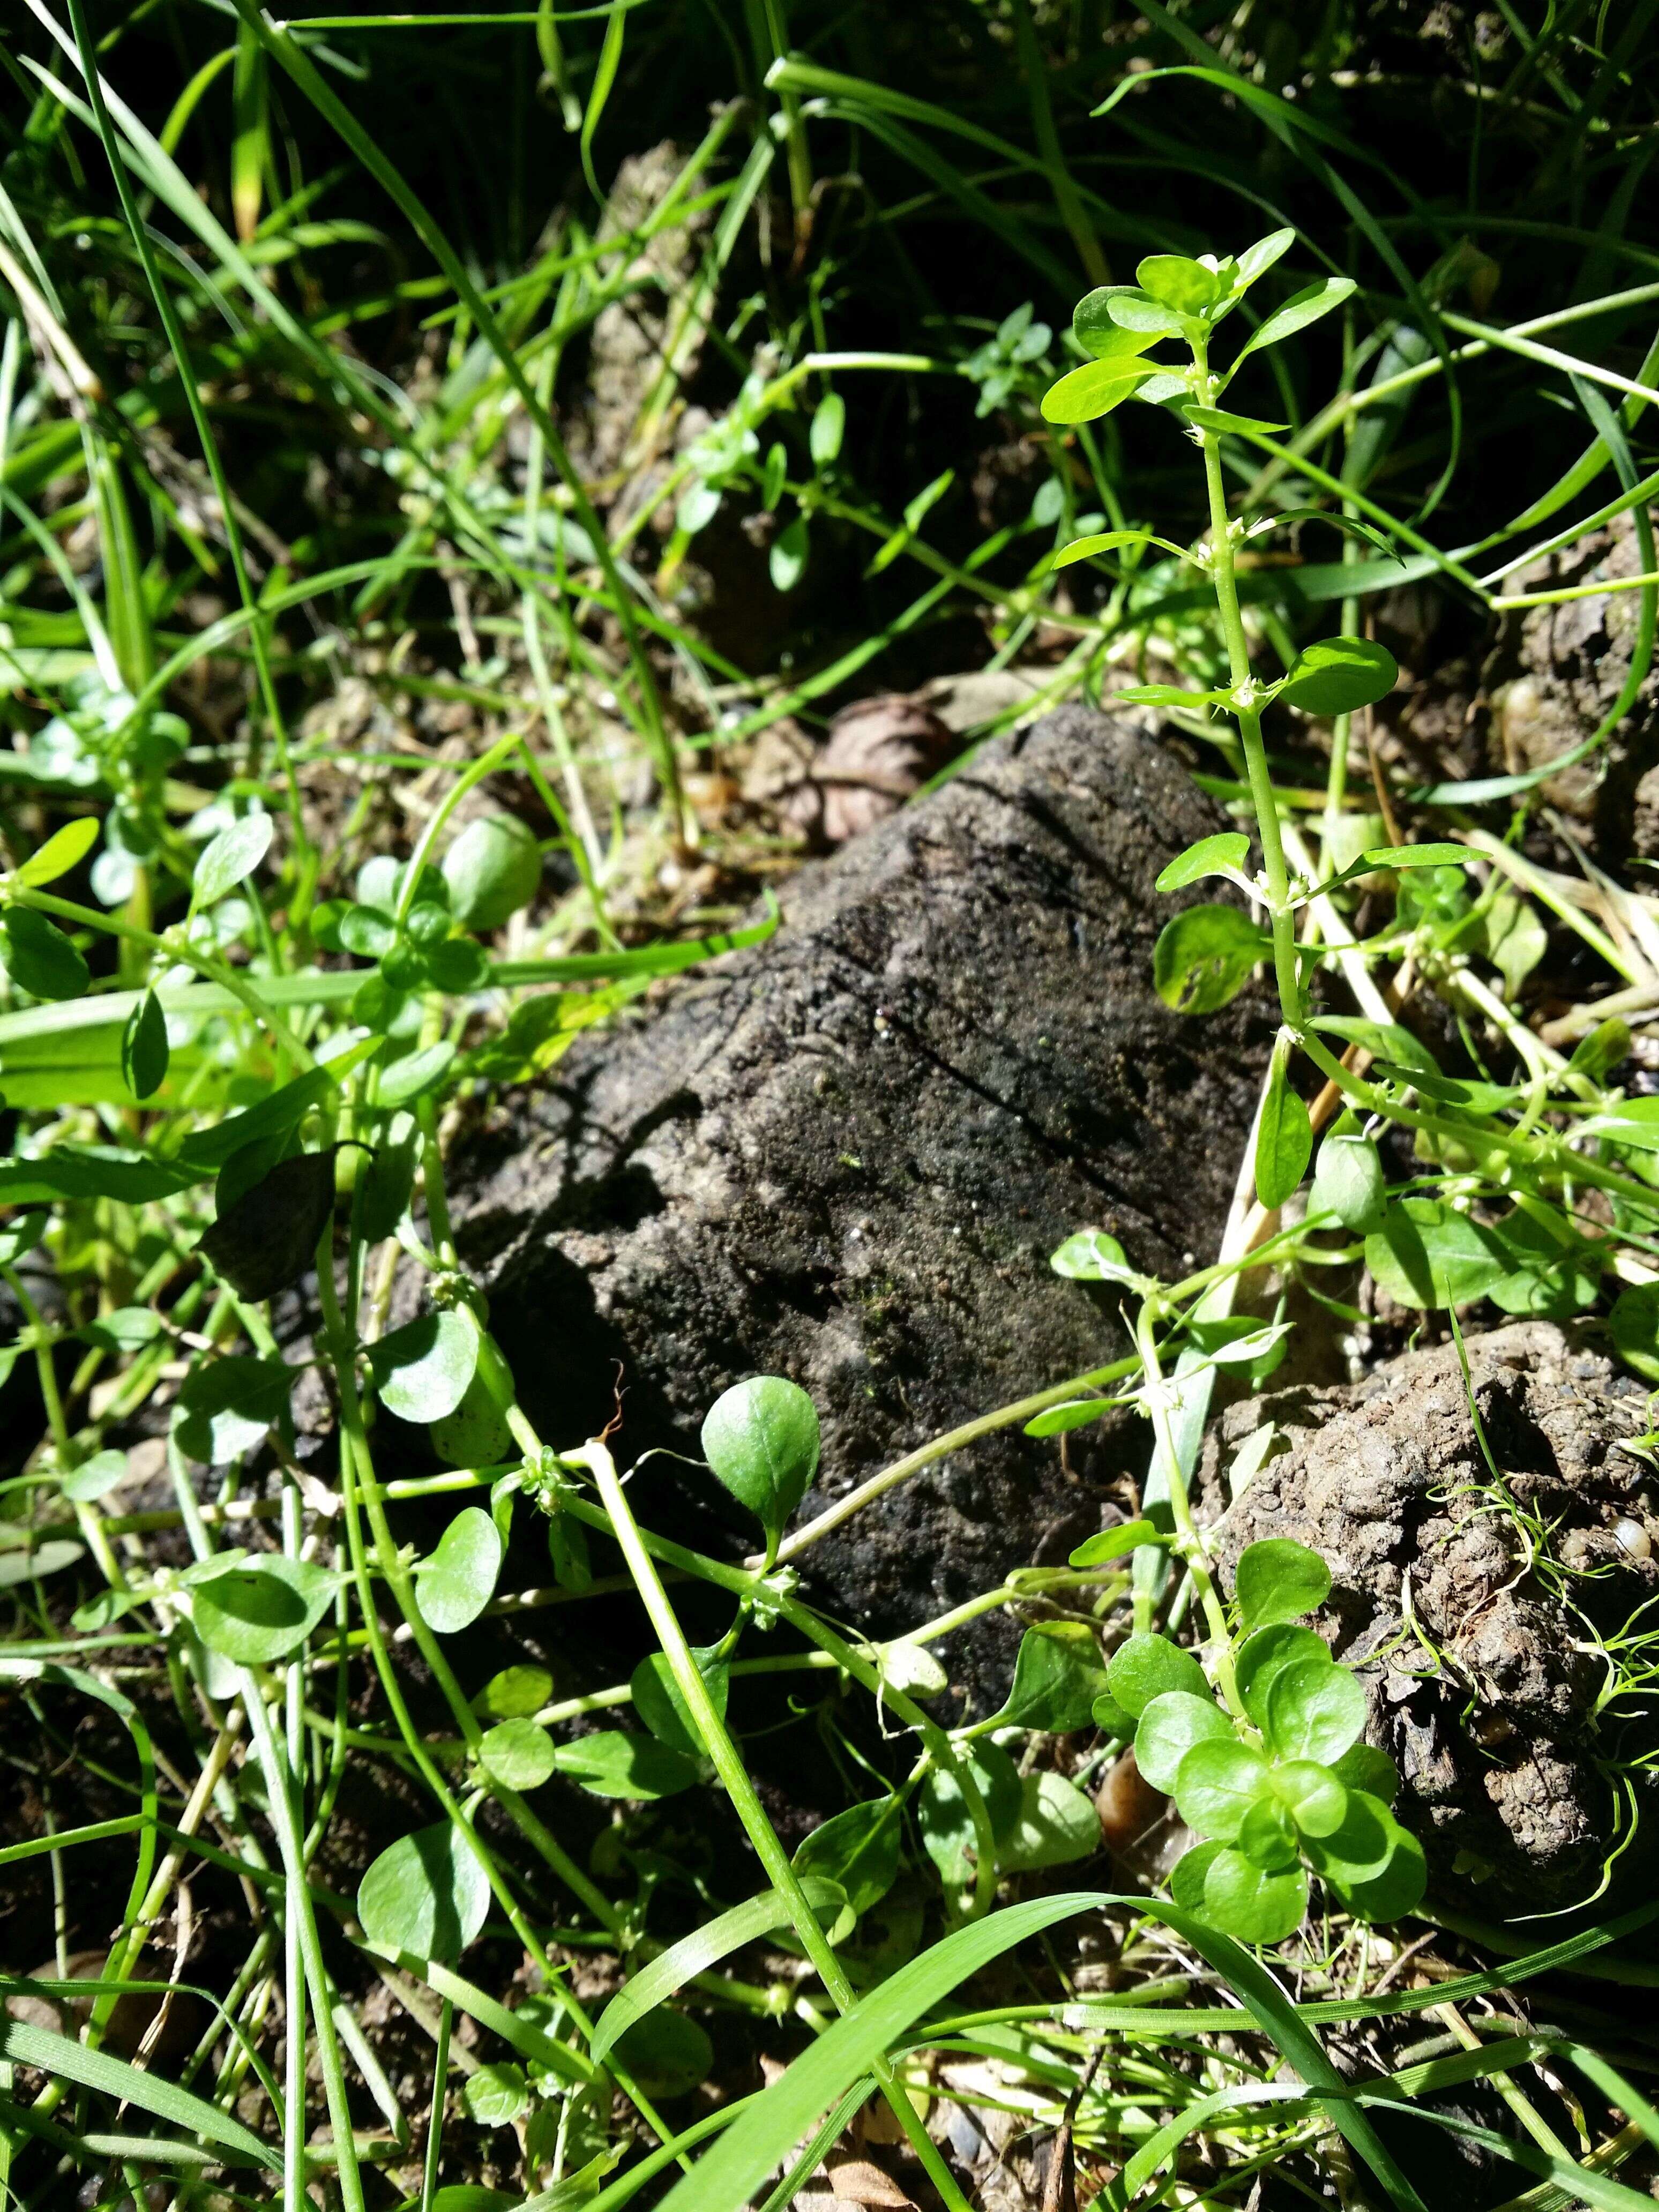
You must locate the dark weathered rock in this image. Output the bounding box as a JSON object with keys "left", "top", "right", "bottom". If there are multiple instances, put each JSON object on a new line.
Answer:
{"left": 454, "top": 707, "right": 1272, "bottom": 1711}
{"left": 1478, "top": 508, "right": 1659, "bottom": 861}
{"left": 1205, "top": 1321, "right": 1659, "bottom": 1915}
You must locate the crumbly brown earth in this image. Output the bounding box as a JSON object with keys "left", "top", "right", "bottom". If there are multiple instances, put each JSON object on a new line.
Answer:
{"left": 1205, "top": 1320, "right": 1659, "bottom": 1916}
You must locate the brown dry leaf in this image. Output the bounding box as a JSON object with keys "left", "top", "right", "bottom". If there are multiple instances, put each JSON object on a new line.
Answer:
{"left": 813, "top": 694, "right": 960, "bottom": 842}
{"left": 827, "top": 2158, "right": 918, "bottom": 2208}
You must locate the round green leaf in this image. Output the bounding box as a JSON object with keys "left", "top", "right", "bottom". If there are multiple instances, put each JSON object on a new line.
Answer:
{"left": 1107, "top": 1632, "right": 1209, "bottom": 1720}
{"left": 1365, "top": 1199, "right": 1519, "bottom": 1312}
{"left": 1173, "top": 1737, "right": 1270, "bottom": 1842}
{"left": 416, "top": 1507, "right": 503, "bottom": 1634}
{"left": 1092, "top": 1688, "right": 1135, "bottom": 1737}
{"left": 1237, "top": 1793, "right": 1299, "bottom": 1873}
{"left": 810, "top": 391, "right": 845, "bottom": 466}
{"left": 1272, "top": 1760, "right": 1349, "bottom": 1838}
{"left": 479, "top": 1665, "right": 552, "bottom": 1720}
{"left": 611, "top": 2008, "right": 713, "bottom": 2098}
{"left": 190, "top": 1555, "right": 338, "bottom": 1664}
{"left": 1310, "top": 1133, "right": 1386, "bottom": 1233}
{"left": 1610, "top": 1282, "right": 1659, "bottom": 1382}
{"left": 998, "top": 1770, "right": 1102, "bottom": 1873}
{"left": 378, "top": 1041, "right": 457, "bottom": 1109}
{"left": 1261, "top": 1657, "right": 1366, "bottom": 1766}
{"left": 79, "top": 1305, "right": 161, "bottom": 1351}
{"left": 1236, "top": 1538, "right": 1331, "bottom": 1632}
{"left": 1105, "top": 290, "right": 1186, "bottom": 336}
{"left": 0, "top": 1538, "right": 84, "bottom": 1588}
{"left": 1136, "top": 253, "right": 1219, "bottom": 315}
{"left": 1169, "top": 1839, "right": 1225, "bottom": 1912}
{"left": 1133, "top": 1689, "right": 1232, "bottom": 1793}
{"left": 1153, "top": 905, "right": 1271, "bottom": 1015}
{"left": 550, "top": 1731, "right": 703, "bottom": 1799}
{"left": 430, "top": 1366, "right": 516, "bottom": 1470}
{"left": 1332, "top": 1742, "right": 1399, "bottom": 1806}
{"left": 1204, "top": 1847, "right": 1309, "bottom": 1945}
{"left": 370, "top": 1308, "right": 480, "bottom": 1424}
{"left": 1277, "top": 636, "right": 1399, "bottom": 718}
{"left": 197, "top": 1148, "right": 340, "bottom": 1304}
{"left": 2, "top": 909, "right": 91, "bottom": 1002}
{"left": 1304, "top": 1791, "right": 1426, "bottom": 1922}
{"left": 357, "top": 1822, "right": 490, "bottom": 1963}
{"left": 463, "top": 2063, "right": 528, "bottom": 2128}
{"left": 442, "top": 816, "right": 541, "bottom": 931}
{"left": 339, "top": 903, "right": 397, "bottom": 959}
{"left": 480, "top": 1718, "right": 556, "bottom": 1790}
{"left": 1072, "top": 288, "right": 1164, "bottom": 360}
{"left": 770, "top": 516, "right": 809, "bottom": 593}
{"left": 700, "top": 1376, "right": 819, "bottom": 1550}
{"left": 1000, "top": 1621, "right": 1110, "bottom": 1733}
{"left": 1236, "top": 1624, "right": 1329, "bottom": 1734}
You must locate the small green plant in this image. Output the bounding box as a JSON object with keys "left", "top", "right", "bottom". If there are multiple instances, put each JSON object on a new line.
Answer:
{"left": 1031, "top": 236, "right": 1659, "bottom": 1954}
{"left": 1101, "top": 1539, "right": 1423, "bottom": 1944}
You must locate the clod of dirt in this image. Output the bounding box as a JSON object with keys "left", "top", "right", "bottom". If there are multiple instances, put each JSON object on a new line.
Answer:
{"left": 1477, "top": 509, "right": 1659, "bottom": 862}
{"left": 452, "top": 707, "right": 1273, "bottom": 1709}
{"left": 1204, "top": 1320, "right": 1659, "bottom": 1916}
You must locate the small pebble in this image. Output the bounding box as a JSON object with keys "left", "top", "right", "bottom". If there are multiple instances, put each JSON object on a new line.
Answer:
{"left": 1614, "top": 1517, "right": 1651, "bottom": 1560}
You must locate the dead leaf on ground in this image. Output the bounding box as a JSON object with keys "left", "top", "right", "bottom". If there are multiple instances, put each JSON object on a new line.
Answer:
{"left": 827, "top": 2157, "right": 918, "bottom": 2208}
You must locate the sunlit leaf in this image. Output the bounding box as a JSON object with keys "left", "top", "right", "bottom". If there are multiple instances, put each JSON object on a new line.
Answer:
{"left": 357, "top": 1822, "right": 490, "bottom": 1963}
{"left": 192, "top": 814, "right": 273, "bottom": 909}
{"left": 415, "top": 1507, "right": 503, "bottom": 1634}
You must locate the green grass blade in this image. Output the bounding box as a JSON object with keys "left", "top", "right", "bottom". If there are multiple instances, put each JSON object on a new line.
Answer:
{"left": 650, "top": 1892, "right": 1428, "bottom": 2212}
{"left": 226, "top": 0, "right": 683, "bottom": 826}
{"left": 579, "top": 0, "right": 627, "bottom": 201}
{"left": 591, "top": 1880, "right": 843, "bottom": 2064}
{"left": 0, "top": 2020, "right": 280, "bottom": 2171}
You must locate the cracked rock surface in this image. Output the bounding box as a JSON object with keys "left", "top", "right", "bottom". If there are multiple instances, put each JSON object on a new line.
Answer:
{"left": 1205, "top": 1321, "right": 1659, "bottom": 1916}
{"left": 451, "top": 707, "right": 1271, "bottom": 1710}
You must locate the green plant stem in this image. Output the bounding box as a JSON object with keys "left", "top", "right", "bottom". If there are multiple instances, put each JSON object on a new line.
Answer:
{"left": 9, "top": 886, "right": 314, "bottom": 1067}
{"left": 420, "top": 1997, "right": 452, "bottom": 2212}
{"left": 1193, "top": 350, "right": 1302, "bottom": 1029}
{"left": 570, "top": 1439, "right": 975, "bottom": 2212}
{"left": 1134, "top": 1302, "right": 1241, "bottom": 1721}
{"left": 280, "top": 1477, "right": 308, "bottom": 2212}
{"left": 770, "top": 1354, "right": 1138, "bottom": 1564}
{"left": 156, "top": 1439, "right": 365, "bottom": 2210}
{"left": 316, "top": 1217, "right": 683, "bottom": 2156}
